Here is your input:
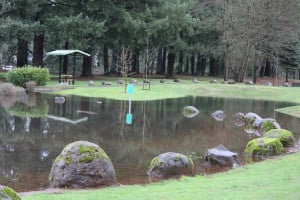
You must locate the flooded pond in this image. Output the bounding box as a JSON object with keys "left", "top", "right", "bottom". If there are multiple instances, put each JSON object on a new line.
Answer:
{"left": 0, "top": 93, "right": 299, "bottom": 192}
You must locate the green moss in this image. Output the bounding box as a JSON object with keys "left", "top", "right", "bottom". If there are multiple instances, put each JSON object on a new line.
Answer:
{"left": 245, "top": 138, "right": 283, "bottom": 156}
{"left": 54, "top": 154, "right": 72, "bottom": 165}
{"left": 261, "top": 120, "right": 278, "bottom": 134}
{"left": 263, "top": 129, "right": 294, "bottom": 147}
{"left": 187, "top": 157, "right": 194, "bottom": 171}
{"left": 149, "top": 157, "right": 162, "bottom": 169}
{"left": 78, "top": 145, "right": 110, "bottom": 163}
{"left": 2, "top": 186, "right": 21, "bottom": 200}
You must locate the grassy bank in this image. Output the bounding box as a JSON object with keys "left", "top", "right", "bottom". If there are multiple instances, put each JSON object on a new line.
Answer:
{"left": 22, "top": 152, "right": 300, "bottom": 200}
{"left": 49, "top": 78, "right": 300, "bottom": 104}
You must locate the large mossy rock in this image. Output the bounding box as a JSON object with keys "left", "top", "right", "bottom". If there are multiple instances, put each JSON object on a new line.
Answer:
{"left": 49, "top": 141, "right": 116, "bottom": 188}
{"left": 263, "top": 129, "right": 294, "bottom": 147}
{"left": 0, "top": 185, "right": 21, "bottom": 200}
{"left": 147, "top": 152, "right": 194, "bottom": 180}
{"left": 245, "top": 138, "right": 283, "bottom": 156}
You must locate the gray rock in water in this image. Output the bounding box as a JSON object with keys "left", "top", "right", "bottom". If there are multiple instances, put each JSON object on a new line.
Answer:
{"left": 49, "top": 141, "right": 116, "bottom": 188}
{"left": 233, "top": 112, "right": 245, "bottom": 126}
{"left": 193, "top": 79, "right": 200, "bottom": 83}
{"left": 210, "top": 79, "right": 217, "bottom": 83}
{"left": 54, "top": 96, "right": 65, "bottom": 104}
{"left": 205, "top": 144, "right": 239, "bottom": 167}
{"left": 174, "top": 78, "right": 181, "bottom": 83}
{"left": 182, "top": 106, "right": 199, "bottom": 118}
{"left": 87, "top": 80, "right": 95, "bottom": 86}
{"left": 147, "top": 152, "right": 193, "bottom": 180}
{"left": 211, "top": 110, "right": 226, "bottom": 121}
{"left": 160, "top": 79, "right": 165, "bottom": 83}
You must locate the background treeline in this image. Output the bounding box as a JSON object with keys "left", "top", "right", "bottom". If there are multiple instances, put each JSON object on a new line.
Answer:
{"left": 0, "top": 0, "right": 299, "bottom": 82}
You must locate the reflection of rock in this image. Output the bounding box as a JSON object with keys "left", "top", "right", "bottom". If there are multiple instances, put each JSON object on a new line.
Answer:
{"left": 0, "top": 185, "right": 21, "bottom": 200}
{"left": 205, "top": 144, "right": 239, "bottom": 167}
{"left": 54, "top": 96, "right": 65, "bottom": 104}
{"left": 263, "top": 129, "right": 294, "bottom": 147}
{"left": 181, "top": 106, "right": 199, "bottom": 118}
{"left": 233, "top": 112, "right": 245, "bottom": 126}
{"left": 147, "top": 152, "right": 193, "bottom": 180}
{"left": 49, "top": 141, "right": 116, "bottom": 188}
{"left": 245, "top": 138, "right": 283, "bottom": 156}
{"left": 244, "top": 112, "right": 281, "bottom": 136}
{"left": 211, "top": 110, "right": 226, "bottom": 121}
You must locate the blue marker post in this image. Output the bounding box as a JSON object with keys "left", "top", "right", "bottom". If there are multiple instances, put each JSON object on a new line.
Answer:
{"left": 126, "top": 84, "right": 134, "bottom": 125}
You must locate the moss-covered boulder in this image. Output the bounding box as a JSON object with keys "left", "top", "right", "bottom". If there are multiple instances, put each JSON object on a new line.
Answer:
{"left": 260, "top": 119, "right": 281, "bottom": 134}
{"left": 49, "top": 141, "right": 116, "bottom": 188}
{"left": 243, "top": 112, "right": 281, "bottom": 136}
{"left": 263, "top": 129, "right": 294, "bottom": 147}
{"left": 147, "top": 152, "right": 194, "bottom": 180}
{"left": 245, "top": 138, "right": 283, "bottom": 156}
{"left": 0, "top": 185, "right": 21, "bottom": 200}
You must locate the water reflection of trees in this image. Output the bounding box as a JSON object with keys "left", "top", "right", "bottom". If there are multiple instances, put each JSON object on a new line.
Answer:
{"left": 0, "top": 94, "right": 297, "bottom": 191}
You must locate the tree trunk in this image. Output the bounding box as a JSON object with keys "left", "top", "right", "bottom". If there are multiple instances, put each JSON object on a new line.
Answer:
{"left": 103, "top": 46, "right": 109, "bottom": 75}
{"left": 131, "top": 47, "right": 140, "bottom": 73}
{"left": 63, "top": 41, "right": 69, "bottom": 74}
{"left": 285, "top": 72, "right": 288, "bottom": 82}
{"left": 162, "top": 48, "right": 167, "bottom": 75}
{"left": 252, "top": 66, "right": 258, "bottom": 84}
{"left": 190, "top": 53, "right": 195, "bottom": 75}
{"left": 111, "top": 48, "right": 118, "bottom": 74}
{"left": 81, "top": 50, "right": 93, "bottom": 77}
{"left": 264, "top": 60, "right": 272, "bottom": 77}
{"left": 32, "top": 33, "right": 44, "bottom": 67}
{"left": 17, "top": 38, "right": 28, "bottom": 67}
{"left": 209, "top": 56, "right": 217, "bottom": 76}
{"left": 200, "top": 55, "right": 206, "bottom": 76}
{"left": 178, "top": 51, "right": 184, "bottom": 74}
{"left": 166, "top": 47, "right": 175, "bottom": 78}
{"left": 184, "top": 57, "right": 189, "bottom": 73}
{"left": 156, "top": 48, "right": 163, "bottom": 74}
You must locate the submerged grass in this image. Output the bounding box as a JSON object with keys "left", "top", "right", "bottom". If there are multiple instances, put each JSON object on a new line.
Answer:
{"left": 22, "top": 152, "right": 300, "bottom": 200}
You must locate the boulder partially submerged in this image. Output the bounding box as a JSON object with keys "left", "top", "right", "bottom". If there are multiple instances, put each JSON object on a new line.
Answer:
{"left": 49, "top": 141, "right": 116, "bottom": 188}
{"left": 263, "top": 129, "right": 294, "bottom": 147}
{"left": 245, "top": 138, "right": 283, "bottom": 156}
{"left": 205, "top": 144, "right": 239, "bottom": 167}
{"left": 147, "top": 152, "right": 194, "bottom": 180}
{"left": 0, "top": 185, "right": 21, "bottom": 200}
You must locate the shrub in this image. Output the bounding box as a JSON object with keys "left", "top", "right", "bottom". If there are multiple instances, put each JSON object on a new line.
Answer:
{"left": 7, "top": 66, "right": 50, "bottom": 88}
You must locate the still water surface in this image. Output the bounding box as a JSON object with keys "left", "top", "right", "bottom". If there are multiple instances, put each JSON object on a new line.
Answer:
{"left": 0, "top": 93, "right": 299, "bottom": 192}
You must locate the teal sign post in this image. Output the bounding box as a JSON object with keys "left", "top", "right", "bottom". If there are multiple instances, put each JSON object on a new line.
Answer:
{"left": 126, "top": 84, "right": 133, "bottom": 125}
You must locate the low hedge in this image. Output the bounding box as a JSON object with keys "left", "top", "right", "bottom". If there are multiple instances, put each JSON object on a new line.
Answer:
{"left": 7, "top": 66, "right": 50, "bottom": 87}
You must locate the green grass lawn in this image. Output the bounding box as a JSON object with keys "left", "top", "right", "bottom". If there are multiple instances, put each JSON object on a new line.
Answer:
{"left": 22, "top": 152, "right": 300, "bottom": 200}
{"left": 48, "top": 78, "right": 300, "bottom": 104}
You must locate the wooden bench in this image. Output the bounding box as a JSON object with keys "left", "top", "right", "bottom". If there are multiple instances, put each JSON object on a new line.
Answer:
{"left": 60, "top": 75, "right": 73, "bottom": 85}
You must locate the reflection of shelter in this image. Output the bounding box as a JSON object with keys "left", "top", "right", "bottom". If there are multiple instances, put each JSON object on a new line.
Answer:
{"left": 46, "top": 50, "right": 91, "bottom": 85}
